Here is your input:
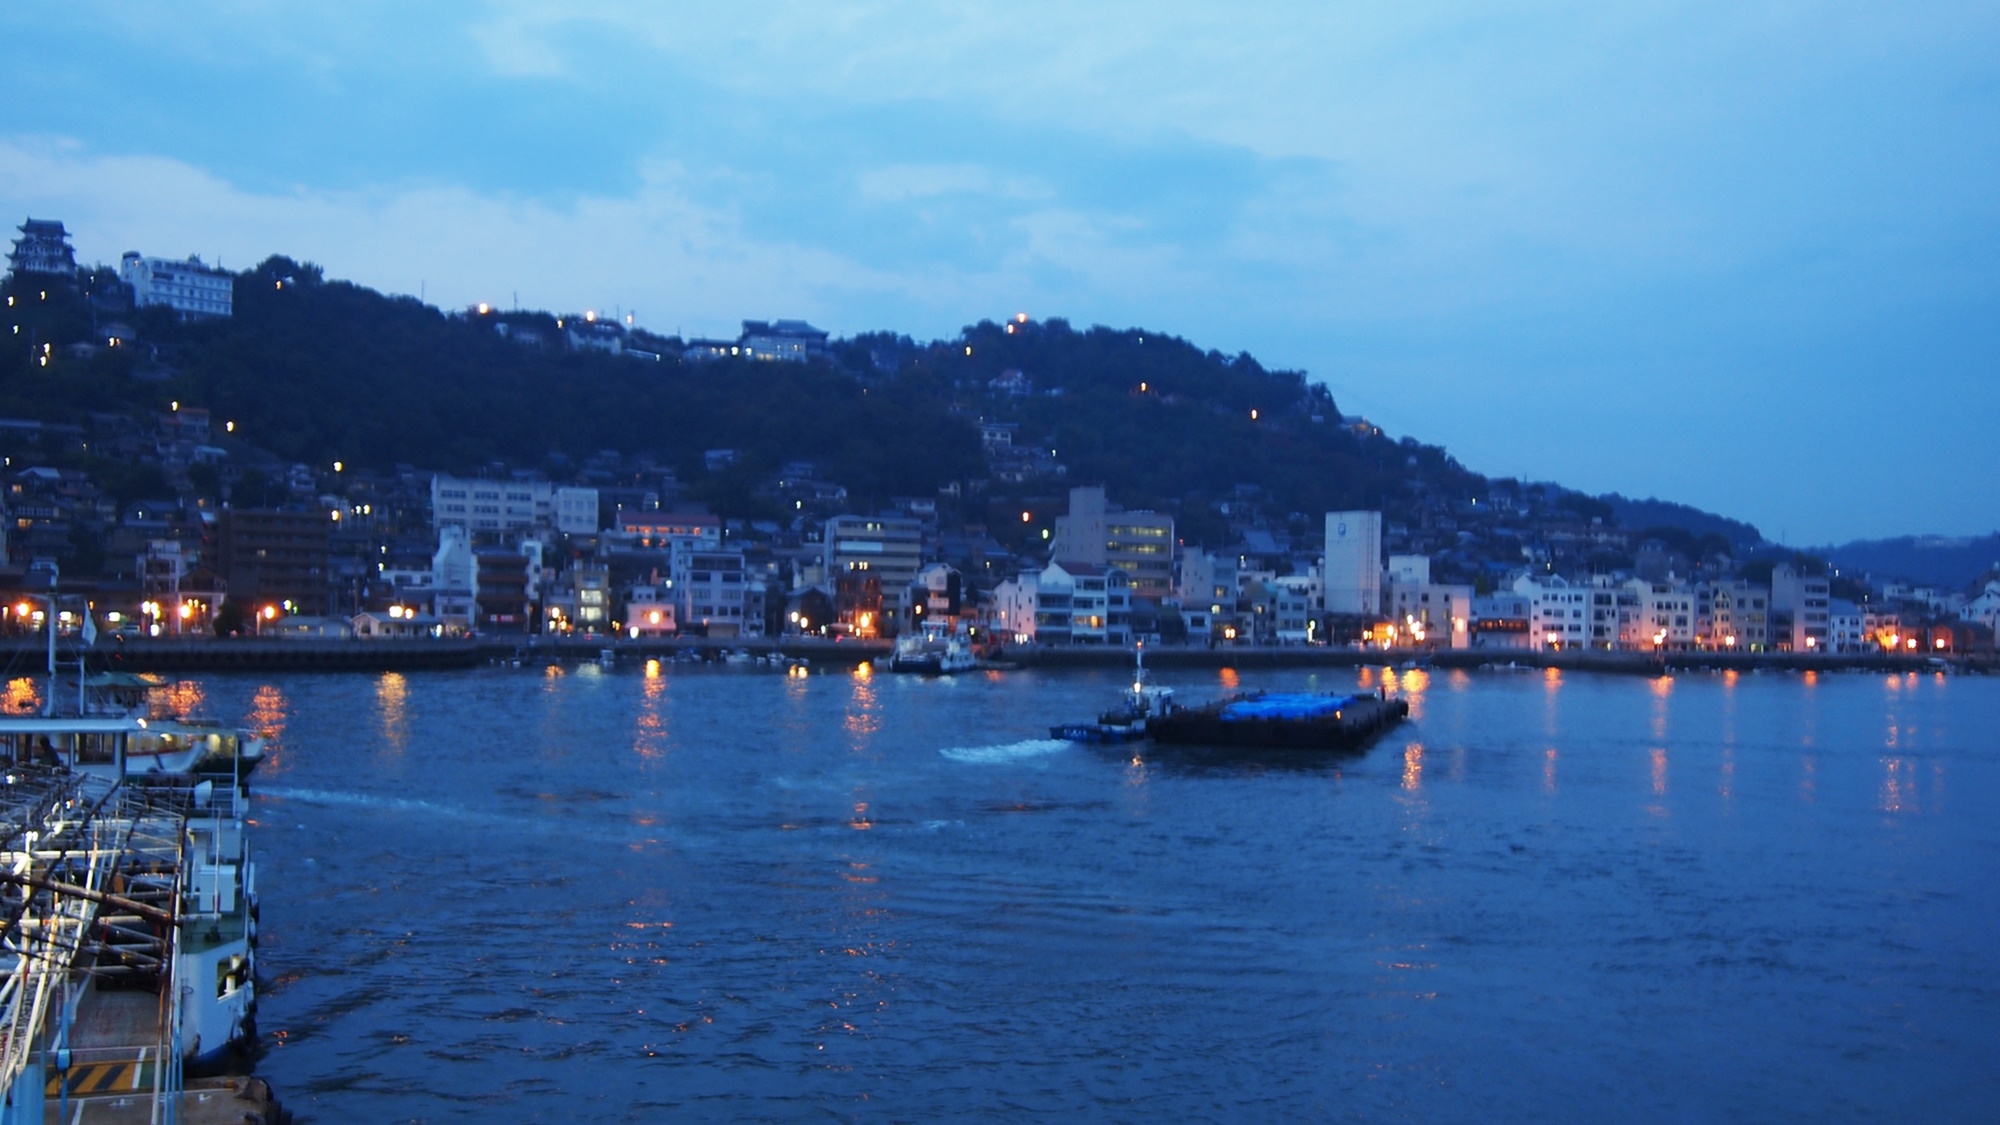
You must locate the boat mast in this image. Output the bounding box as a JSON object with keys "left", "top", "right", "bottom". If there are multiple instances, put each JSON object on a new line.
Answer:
{"left": 42, "top": 563, "right": 57, "bottom": 718}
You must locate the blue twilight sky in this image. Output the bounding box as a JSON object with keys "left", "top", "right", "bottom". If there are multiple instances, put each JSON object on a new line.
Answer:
{"left": 3, "top": 1, "right": 1996, "bottom": 544}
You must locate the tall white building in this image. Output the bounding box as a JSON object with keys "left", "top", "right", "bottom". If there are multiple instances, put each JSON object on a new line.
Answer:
{"left": 1323, "top": 511, "right": 1382, "bottom": 615}
{"left": 120, "top": 252, "right": 233, "bottom": 319}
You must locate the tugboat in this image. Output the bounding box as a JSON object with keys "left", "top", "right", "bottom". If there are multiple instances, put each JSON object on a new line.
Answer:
{"left": 1051, "top": 643, "right": 1177, "bottom": 742}
{"left": 1145, "top": 688, "right": 1408, "bottom": 751}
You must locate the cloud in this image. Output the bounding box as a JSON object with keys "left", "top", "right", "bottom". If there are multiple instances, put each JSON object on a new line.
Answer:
{"left": 853, "top": 164, "right": 1050, "bottom": 204}
{"left": 0, "top": 137, "right": 923, "bottom": 338}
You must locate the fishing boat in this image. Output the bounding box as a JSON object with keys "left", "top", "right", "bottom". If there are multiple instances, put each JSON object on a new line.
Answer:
{"left": 1144, "top": 688, "right": 1409, "bottom": 751}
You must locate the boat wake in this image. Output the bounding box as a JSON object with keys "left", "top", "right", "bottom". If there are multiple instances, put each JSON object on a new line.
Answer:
{"left": 259, "top": 785, "right": 468, "bottom": 818}
{"left": 939, "top": 739, "right": 1069, "bottom": 764}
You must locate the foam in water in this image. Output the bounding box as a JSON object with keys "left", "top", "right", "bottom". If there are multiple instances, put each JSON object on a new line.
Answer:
{"left": 260, "top": 785, "right": 465, "bottom": 818}
{"left": 938, "top": 739, "right": 1069, "bottom": 764}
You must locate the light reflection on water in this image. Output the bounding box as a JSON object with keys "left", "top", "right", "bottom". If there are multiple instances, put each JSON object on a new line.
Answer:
{"left": 182, "top": 666, "right": 1999, "bottom": 1122}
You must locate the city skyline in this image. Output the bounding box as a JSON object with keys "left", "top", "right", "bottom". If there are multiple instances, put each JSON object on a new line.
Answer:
{"left": 3, "top": 1, "right": 1996, "bottom": 545}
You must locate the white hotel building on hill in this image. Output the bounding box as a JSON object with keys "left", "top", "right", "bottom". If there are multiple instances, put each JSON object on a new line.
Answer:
{"left": 120, "top": 252, "right": 234, "bottom": 319}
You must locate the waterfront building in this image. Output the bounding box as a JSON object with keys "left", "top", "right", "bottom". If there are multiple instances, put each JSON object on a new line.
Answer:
{"left": 1769, "top": 564, "right": 1832, "bottom": 651}
{"left": 992, "top": 571, "right": 1039, "bottom": 644}
{"left": 1960, "top": 580, "right": 2000, "bottom": 633}
{"left": 215, "top": 508, "right": 331, "bottom": 615}
{"left": 1512, "top": 572, "right": 1588, "bottom": 650}
{"left": 625, "top": 584, "right": 678, "bottom": 636}
{"left": 908, "top": 562, "right": 964, "bottom": 629}
{"left": 1620, "top": 578, "right": 1696, "bottom": 649}
{"left": 120, "top": 252, "right": 233, "bottom": 319}
{"left": 1697, "top": 579, "right": 1770, "bottom": 651}
{"left": 1175, "top": 550, "right": 1238, "bottom": 640}
{"left": 671, "top": 543, "right": 749, "bottom": 637}
{"left": 1829, "top": 599, "right": 1867, "bottom": 653}
{"left": 1470, "top": 592, "right": 1533, "bottom": 649}
{"left": 1323, "top": 511, "right": 1382, "bottom": 615}
{"left": 1050, "top": 485, "right": 1175, "bottom": 600}
{"left": 822, "top": 514, "right": 924, "bottom": 621}
{"left": 1386, "top": 575, "right": 1473, "bottom": 649}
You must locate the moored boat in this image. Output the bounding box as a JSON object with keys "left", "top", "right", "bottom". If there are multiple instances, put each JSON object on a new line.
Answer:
{"left": 891, "top": 621, "right": 978, "bottom": 675}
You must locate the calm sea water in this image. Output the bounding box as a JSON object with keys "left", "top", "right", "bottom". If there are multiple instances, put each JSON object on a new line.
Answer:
{"left": 187, "top": 661, "right": 1998, "bottom": 1122}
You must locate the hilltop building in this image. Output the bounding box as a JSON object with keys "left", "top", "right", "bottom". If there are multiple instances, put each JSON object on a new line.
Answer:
{"left": 684, "top": 319, "right": 831, "bottom": 363}
{"left": 8, "top": 218, "right": 76, "bottom": 279}
{"left": 120, "top": 252, "right": 234, "bottom": 319}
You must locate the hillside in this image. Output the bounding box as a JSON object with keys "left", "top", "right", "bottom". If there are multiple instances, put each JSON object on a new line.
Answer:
{"left": 1820, "top": 534, "right": 2000, "bottom": 590}
{"left": 2, "top": 254, "right": 1770, "bottom": 556}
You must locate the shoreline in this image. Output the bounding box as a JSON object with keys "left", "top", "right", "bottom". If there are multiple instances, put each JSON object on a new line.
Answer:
{"left": 4, "top": 637, "right": 1985, "bottom": 676}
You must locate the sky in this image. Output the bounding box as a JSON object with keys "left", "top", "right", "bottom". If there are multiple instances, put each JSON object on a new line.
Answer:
{"left": 2, "top": 1, "right": 1995, "bottom": 545}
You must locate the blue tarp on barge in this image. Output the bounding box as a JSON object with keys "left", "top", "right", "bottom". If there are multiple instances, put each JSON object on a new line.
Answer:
{"left": 1218, "top": 693, "right": 1359, "bottom": 722}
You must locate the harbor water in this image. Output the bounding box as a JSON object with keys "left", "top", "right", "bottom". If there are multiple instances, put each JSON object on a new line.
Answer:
{"left": 196, "top": 662, "right": 1996, "bottom": 1121}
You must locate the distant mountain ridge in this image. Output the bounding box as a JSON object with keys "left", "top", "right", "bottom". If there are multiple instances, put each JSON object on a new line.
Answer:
{"left": 1818, "top": 534, "right": 2000, "bottom": 591}
{"left": 1599, "top": 495, "right": 1764, "bottom": 548}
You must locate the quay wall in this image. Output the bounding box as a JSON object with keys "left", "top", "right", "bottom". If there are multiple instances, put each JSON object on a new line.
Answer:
{"left": 0, "top": 637, "right": 1980, "bottom": 676}
{"left": 0, "top": 635, "right": 891, "bottom": 674}
{"left": 1003, "top": 644, "right": 1983, "bottom": 676}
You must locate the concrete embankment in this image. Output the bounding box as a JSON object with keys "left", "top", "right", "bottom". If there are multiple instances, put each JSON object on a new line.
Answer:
{"left": 1, "top": 637, "right": 1979, "bottom": 676}
{"left": 0, "top": 635, "right": 893, "bottom": 674}
{"left": 1004, "top": 644, "right": 1983, "bottom": 676}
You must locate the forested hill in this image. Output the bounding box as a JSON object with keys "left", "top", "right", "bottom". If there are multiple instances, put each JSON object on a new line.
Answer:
{"left": 3, "top": 254, "right": 1755, "bottom": 546}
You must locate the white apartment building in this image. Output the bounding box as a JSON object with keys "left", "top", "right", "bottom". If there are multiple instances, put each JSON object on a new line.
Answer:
{"left": 120, "top": 252, "right": 233, "bottom": 319}
{"left": 992, "top": 571, "right": 1040, "bottom": 644}
{"left": 1270, "top": 575, "right": 1321, "bottom": 644}
{"left": 1620, "top": 578, "right": 1696, "bottom": 649}
{"left": 1769, "top": 564, "right": 1832, "bottom": 651}
{"left": 1324, "top": 511, "right": 1382, "bottom": 615}
{"left": 1176, "top": 551, "right": 1238, "bottom": 639}
{"left": 1513, "top": 573, "right": 1589, "bottom": 650}
{"left": 670, "top": 544, "right": 750, "bottom": 637}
